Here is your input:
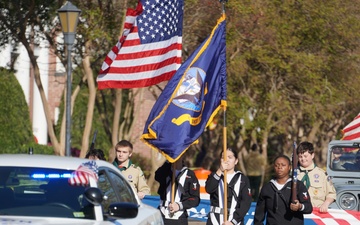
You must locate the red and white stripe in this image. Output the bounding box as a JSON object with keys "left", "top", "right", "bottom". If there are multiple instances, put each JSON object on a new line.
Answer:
{"left": 68, "top": 171, "right": 90, "bottom": 186}
{"left": 68, "top": 165, "right": 98, "bottom": 186}
{"left": 97, "top": 2, "right": 182, "bottom": 89}
{"left": 342, "top": 113, "right": 360, "bottom": 140}
{"left": 305, "top": 208, "right": 360, "bottom": 225}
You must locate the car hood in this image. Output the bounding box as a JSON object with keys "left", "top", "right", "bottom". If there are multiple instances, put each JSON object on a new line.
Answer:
{"left": 0, "top": 216, "right": 116, "bottom": 225}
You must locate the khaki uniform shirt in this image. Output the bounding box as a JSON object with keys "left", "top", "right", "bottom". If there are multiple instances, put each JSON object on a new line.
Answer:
{"left": 121, "top": 164, "right": 150, "bottom": 195}
{"left": 113, "top": 160, "right": 150, "bottom": 195}
{"left": 297, "top": 164, "right": 336, "bottom": 207}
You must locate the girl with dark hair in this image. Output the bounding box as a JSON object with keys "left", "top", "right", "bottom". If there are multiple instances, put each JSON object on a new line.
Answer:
{"left": 205, "top": 148, "right": 252, "bottom": 225}
{"left": 85, "top": 149, "right": 106, "bottom": 161}
{"left": 254, "top": 155, "right": 313, "bottom": 225}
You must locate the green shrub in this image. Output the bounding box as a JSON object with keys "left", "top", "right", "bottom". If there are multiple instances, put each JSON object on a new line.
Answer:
{"left": 0, "top": 68, "right": 34, "bottom": 153}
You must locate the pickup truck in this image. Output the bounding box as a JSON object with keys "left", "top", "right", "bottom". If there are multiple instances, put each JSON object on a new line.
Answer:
{"left": 327, "top": 140, "right": 360, "bottom": 211}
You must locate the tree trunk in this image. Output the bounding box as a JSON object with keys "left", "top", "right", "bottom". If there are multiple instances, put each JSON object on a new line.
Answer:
{"left": 21, "top": 37, "right": 61, "bottom": 155}
{"left": 110, "top": 89, "right": 122, "bottom": 162}
{"left": 80, "top": 41, "right": 97, "bottom": 158}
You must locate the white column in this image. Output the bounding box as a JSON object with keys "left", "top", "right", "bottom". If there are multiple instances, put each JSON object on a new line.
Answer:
{"left": 14, "top": 45, "right": 31, "bottom": 105}
{"left": 32, "top": 43, "right": 49, "bottom": 145}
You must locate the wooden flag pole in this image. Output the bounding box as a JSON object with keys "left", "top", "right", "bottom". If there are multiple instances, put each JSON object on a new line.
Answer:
{"left": 171, "top": 163, "right": 176, "bottom": 206}
{"left": 223, "top": 107, "right": 228, "bottom": 222}
{"left": 220, "top": 0, "right": 228, "bottom": 222}
{"left": 167, "top": 163, "right": 176, "bottom": 218}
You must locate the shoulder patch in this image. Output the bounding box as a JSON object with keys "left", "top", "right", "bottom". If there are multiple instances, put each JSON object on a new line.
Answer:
{"left": 302, "top": 192, "right": 309, "bottom": 200}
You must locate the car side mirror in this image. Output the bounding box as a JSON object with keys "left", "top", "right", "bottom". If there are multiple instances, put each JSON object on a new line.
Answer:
{"left": 108, "top": 202, "right": 139, "bottom": 218}
{"left": 84, "top": 187, "right": 103, "bottom": 206}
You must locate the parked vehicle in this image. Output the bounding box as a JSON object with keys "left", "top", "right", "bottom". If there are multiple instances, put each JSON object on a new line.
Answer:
{"left": 0, "top": 154, "right": 163, "bottom": 225}
{"left": 327, "top": 140, "right": 360, "bottom": 211}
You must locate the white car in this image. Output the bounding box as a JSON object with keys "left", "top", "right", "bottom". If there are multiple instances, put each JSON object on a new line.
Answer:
{"left": 0, "top": 154, "right": 163, "bottom": 225}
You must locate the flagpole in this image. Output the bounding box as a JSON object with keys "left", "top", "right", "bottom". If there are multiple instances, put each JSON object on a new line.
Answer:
{"left": 219, "top": 0, "right": 228, "bottom": 222}
{"left": 223, "top": 107, "right": 228, "bottom": 222}
{"left": 171, "top": 163, "right": 176, "bottom": 216}
{"left": 220, "top": 0, "right": 228, "bottom": 14}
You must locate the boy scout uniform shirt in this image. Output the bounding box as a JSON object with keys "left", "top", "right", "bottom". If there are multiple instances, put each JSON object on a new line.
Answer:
{"left": 113, "top": 160, "right": 150, "bottom": 195}
{"left": 297, "top": 164, "right": 336, "bottom": 207}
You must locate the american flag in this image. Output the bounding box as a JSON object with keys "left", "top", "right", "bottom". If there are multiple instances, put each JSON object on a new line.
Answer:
{"left": 68, "top": 161, "right": 99, "bottom": 186}
{"left": 97, "top": 0, "right": 183, "bottom": 89}
{"left": 141, "top": 198, "right": 360, "bottom": 225}
{"left": 342, "top": 113, "right": 360, "bottom": 141}
{"left": 304, "top": 208, "right": 360, "bottom": 225}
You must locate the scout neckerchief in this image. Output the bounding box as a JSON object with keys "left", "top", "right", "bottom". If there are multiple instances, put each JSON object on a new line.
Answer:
{"left": 113, "top": 159, "right": 132, "bottom": 171}
{"left": 299, "top": 163, "right": 316, "bottom": 189}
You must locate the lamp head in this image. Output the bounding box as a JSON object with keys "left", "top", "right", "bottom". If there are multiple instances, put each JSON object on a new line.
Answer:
{"left": 57, "top": 1, "right": 81, "bottom": 45}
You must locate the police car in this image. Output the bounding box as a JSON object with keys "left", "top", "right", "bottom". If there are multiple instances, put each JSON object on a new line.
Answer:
{"left": 0, "top": 154, "right": 163, "bottom": 225}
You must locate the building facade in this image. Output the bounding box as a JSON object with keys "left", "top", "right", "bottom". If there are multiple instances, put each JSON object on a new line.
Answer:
{"left": 0, "top": 41, "right": 65, "bottom": 145}
{"left": 0, "top": 40, "right": 157, "bottom": 159}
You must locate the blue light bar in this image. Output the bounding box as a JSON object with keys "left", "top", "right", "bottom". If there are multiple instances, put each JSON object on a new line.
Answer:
{"left": 62, "top": 173, "right": 72, "bottom": 178}
{"left": 32, "top": 174, "right": 46, "bottom": 179}
{"left": 48, "top": 174, "right": 60, "bottom": 178}
{"left": 31, "top": 173, "right": 72, "bottom": 179}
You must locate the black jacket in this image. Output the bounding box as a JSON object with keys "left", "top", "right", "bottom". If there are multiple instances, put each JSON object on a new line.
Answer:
{"left": 205, "top": 172, "right": 252, "bottom": 224}
{"left": 254, "top": 178, "right": 313, "bottom": 225}
{"left": 155, "top": 162, "right": 200, "bottom": 211}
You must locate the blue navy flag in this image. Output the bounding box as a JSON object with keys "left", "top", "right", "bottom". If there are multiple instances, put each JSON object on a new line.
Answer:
{"left": 141, "top": 15, "right": 227, "bottom": 163}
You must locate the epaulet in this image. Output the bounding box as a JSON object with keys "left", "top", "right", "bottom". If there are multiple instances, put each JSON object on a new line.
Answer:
{"left": 130, "top": 164, "right": 137, "bottom": 168}
{"left": 316, "top": 166, "right": 326, "bottom": 173}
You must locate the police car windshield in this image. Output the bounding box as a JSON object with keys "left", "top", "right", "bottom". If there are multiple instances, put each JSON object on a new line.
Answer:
{"left": 0, "top": 166, "right": 92, "bottom": 219}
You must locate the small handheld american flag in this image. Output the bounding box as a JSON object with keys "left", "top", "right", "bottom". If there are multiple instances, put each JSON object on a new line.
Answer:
{"left": 68, "top": 161, "right": 99, "bottom": 186}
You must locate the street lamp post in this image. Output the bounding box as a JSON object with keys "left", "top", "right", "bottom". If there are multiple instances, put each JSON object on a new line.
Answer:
{"left": 57, "top": 1, "right": 81, "bottom": 156}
